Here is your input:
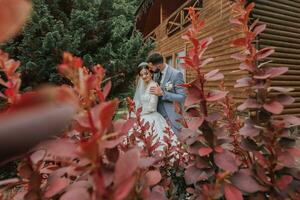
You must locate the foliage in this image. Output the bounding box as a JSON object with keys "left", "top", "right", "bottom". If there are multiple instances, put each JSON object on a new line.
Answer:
{"left": 1, "top": 1, "right": 300, "bottom": 200}
{"left": 1, "top": 0, "right": 153, "bottom": 97}
{"left": 0, "top": 50, "right": 188, "bottom": 199}
{"left": 178, "top": 2, "right": 300, "bottom": 200}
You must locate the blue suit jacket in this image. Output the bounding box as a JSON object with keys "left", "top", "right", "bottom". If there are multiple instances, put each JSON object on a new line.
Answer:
{"left": 155, "top": 65, "right": 186, "bottom": 135}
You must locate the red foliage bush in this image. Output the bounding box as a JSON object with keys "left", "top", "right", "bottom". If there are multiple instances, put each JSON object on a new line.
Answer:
{"left": 1, "top": 1, "right": 300, "bottom": 200}
{"left": 0, "top": 51, "right": 188, "bottom": 199}
{"left": 178, "top": 1, "right": 300, "bottom": 200}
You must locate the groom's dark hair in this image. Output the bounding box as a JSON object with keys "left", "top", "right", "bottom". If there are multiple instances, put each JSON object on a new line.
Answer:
{"left": 147, "top": 53, "right": 164, "bottom": 65}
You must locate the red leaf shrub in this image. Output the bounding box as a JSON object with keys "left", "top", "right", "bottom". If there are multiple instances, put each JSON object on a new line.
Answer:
{"left": 178, "top": 2, "right": 300, "bottom": 199}
{"left": 228, "top": 0, "right": 300, "bottom": 198}
{"left": 224, "top": 182, "right": 243, "bottom": 200}
{"left": 1, "top": 1, "right": 300, "bottom": 199}
{"left": 0, "top": 51, "right": 176, "bottom": 199}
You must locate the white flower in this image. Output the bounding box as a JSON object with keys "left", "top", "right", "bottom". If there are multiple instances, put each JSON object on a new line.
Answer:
{"left": 165, "top": 81, "right": 173, "bottom": 91}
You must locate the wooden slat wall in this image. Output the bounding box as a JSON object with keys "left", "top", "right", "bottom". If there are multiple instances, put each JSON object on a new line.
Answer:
{"left": 196, "top": 0, "right": 246, "bottom": 104}
{"left": 252, "top": 0, "right": 300, "bottom": 117}
{"left": 154, "top": 0, "right": 245, "bottom": 104}
{"left": 149, "top": 0, "right": 300, "bottom": 116}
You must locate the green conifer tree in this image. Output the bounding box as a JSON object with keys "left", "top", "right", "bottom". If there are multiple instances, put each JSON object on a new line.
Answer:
{"left": 2, "top": 0, "right": 153, "bottom": 96}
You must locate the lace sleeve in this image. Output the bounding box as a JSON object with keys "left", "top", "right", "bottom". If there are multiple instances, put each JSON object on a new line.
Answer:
{"left": 142, "top": 83, "right": 158, "bottom": 114}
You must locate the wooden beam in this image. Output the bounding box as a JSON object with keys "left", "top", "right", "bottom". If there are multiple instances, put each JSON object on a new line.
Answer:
{"left": 160, "top": 0, "right": 163, "bottom": 24}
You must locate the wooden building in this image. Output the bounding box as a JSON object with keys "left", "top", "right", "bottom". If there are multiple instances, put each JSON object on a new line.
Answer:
{"left": 135, "top": 0, "right": 300, "bottom": 117}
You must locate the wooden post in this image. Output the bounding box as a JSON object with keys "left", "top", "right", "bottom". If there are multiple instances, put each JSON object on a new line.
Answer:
{"left": 160, "top": 0, "right": 163, "bottom": 24}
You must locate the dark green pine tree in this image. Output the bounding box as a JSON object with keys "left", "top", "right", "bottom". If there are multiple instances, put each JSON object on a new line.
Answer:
{"left": 1, "top": 0, "right": 153, "bottom": 97}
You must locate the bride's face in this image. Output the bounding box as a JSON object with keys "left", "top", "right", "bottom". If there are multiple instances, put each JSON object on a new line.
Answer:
{"left": 139, "top": 68, "right": 152, "bottom": 83}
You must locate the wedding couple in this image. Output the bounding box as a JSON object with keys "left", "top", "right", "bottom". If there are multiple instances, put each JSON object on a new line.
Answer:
{"left": 133, "top": 53, "right": 186, "bottom": 142}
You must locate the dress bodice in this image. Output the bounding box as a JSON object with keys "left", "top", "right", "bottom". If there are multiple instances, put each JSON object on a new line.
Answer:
{"left": 140, "top": 81, "right": 158, "bottom": 115}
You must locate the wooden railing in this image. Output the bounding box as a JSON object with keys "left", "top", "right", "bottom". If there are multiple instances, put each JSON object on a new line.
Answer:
{"left": 143, "top": 0, "right": 202, "bottom": 42}
{"left": 166, "top": 0, "right": 202, "bottom": 36}
{"left": 144, "top": 29, "right": 157, "bottom": 42}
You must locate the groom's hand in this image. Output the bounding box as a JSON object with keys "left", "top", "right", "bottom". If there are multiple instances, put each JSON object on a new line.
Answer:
{"left": 150, "top": 86, "right": 163, "bottom": 96}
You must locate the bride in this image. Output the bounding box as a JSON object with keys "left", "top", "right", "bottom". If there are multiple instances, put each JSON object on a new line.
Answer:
{"left": 133, "top": 62, "right": 176, "bottom": 144}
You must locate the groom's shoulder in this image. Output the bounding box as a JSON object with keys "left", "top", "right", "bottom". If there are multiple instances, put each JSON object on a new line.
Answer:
{"left": 168, "top": 65, "right": 182, "bottom": 76}
{"left": 170, "top": 66, "right": 183, "bottom": 78}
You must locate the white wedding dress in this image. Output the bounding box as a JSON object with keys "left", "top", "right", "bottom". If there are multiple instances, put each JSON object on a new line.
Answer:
{"left": 133, "top": 79, "right": 177, "bottom": 145}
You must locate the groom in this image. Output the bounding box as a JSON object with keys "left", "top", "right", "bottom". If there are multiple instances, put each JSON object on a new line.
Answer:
{"left": 146, "top": 53, "right": 186, "bottom": 135}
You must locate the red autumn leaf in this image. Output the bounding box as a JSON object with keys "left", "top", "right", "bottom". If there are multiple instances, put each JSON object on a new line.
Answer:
{"left": 200, "top": 58, "right": 214, "bottom": 68}
{"left": 195, "top": 158, "right": 210, "bottom": 169}
{"left": 178, "top": 128, "right": 195, "bottom": 142}
{"left": 268, "top": 87, "right": 294, "bottom": 93}
{"left": 256, "top": 47, "right": 274, "bottom": 60}
{"left": 73, "top": 57, "right": 83, "bottom": 68}
{"left": 287, "top": 147, "right": 300, "bottom": 157}
{"left": 253, "top": 73, "right": 271, "bottom": 80}
{"left": 206, "top": 112, "right": 222, "bottom": 122}
{"left": 185, "top": 84, "right": 201, "bottom": 107}
{"left": 235, "top": 77, "right": 253, "bottom": 88}
{"left": 138, "top": 157, "right": 157, "bottom": 169}
{"left": 276, "top": 175, "right": 293, "bottom": 190}
{"left": 263, "top": 101, "right": 284, "bottom": 114}
{"left": 214, "top": 146, "right": 224, "bottom": 153}
{"left": 80, "top": 134, "right": 100, "bottom": 163}
{"left": 184, "top": 165, "right": 208, "bottom": 185}
{"left": 253, "top": 24, "right": 266, "bottom": 36}
{"left": 230, "top": 169, "right": 267, "bottom": 193}
{"left": 102, "top": 80, "right": 112, "bottom": 101}
{"left": 214, "top": 150, "right": 238, "bottom": 172}
{"left": 190, "top": 37, "right": 200, "bottom": 50}
{"left": 186, "top": 116, "right": 204, "bottom": 130}
{"left": 284, "top": 116, "right": 300, "bottom": 126}
{"left": 204, "top": 69, "right": 224, "bottom": 81}
{"left": 249, "top": 18, "right": 260, "bottom": 30}
{"left": 60, "top": 188, "right": 90, "bottom": 200}
{"left": 278, "top": 151, "right": 294, "bottom": 167}
{"left": 231, "top": 53, "right": 247, "bottom": 62}
{"left": 206, "top": 90, "right": 228, "bottom": 102}
{"left": 198, "top": 147, "right": 213, "bottom": 156}
{"left": 200, "top": 37, "right": 213, "bottom": 49}
{"left": 277, "top": 95, "right": 295, "bottom": 106}
{"left": 86, "top": 76, "right": 98, "bottom": 91}
{"left": 239, "top": 62, "right": 254, "bottom": 72}
{"left": 265, "top": 67, "right": 288, "bottom": 78}
{"left": 213, "top": 126, "right": 226, "bottom": 137}
{"left": 246, "top": 2, "right": 255, "bottom": 12}
{"left": 149, "top": 186, "right": 168, "bottom": 200}
{"left": 113, "top": 118, "right": 135, "bottom": 135}
{"left": 232, "top": 38, "right": 247, "bottom": 46}
{"left": 237, "top": 98, "right": 261, "bottom": 111}
{"left": 181, "top": 57, "right": 194, "bottom": 69}
{"left": 224, "top": 182, "right": 243, "bottom": 200}
{"left": 114, "top": 148, "right": 140, "bottom": 186}
{"left": 146, "top": 170, "right": 162, "bottom": 186}
{"left": 37, "top": 139, "right": 78, "bottom": 159}
{"left": 66, "top": 180, "right": 91, "bottom": 191}
{"left": 254, "top": 151, "right": 267, "bottom": 166}
{"left": 44, "top": 178, "right": 70, "bottom": 198}
{"left": 230, "top": 18, "right": 243, "bottom": 25}
{"left": 239, "top": 119, "right": 260, "bottom": 137}
{"left": 0, "top": 0, "right": 32, "bottom": 42}
{"left": 99, "top": 99, "right": 119, "bottom": 132}
{"left": 113, "top": 176, "right": 136, "bottom": 200}
{"left": 102, "top": 137, "right": 124, "bottom": 149}
{"left": 18, "top": 162, "right": 33, "bottom": 179}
